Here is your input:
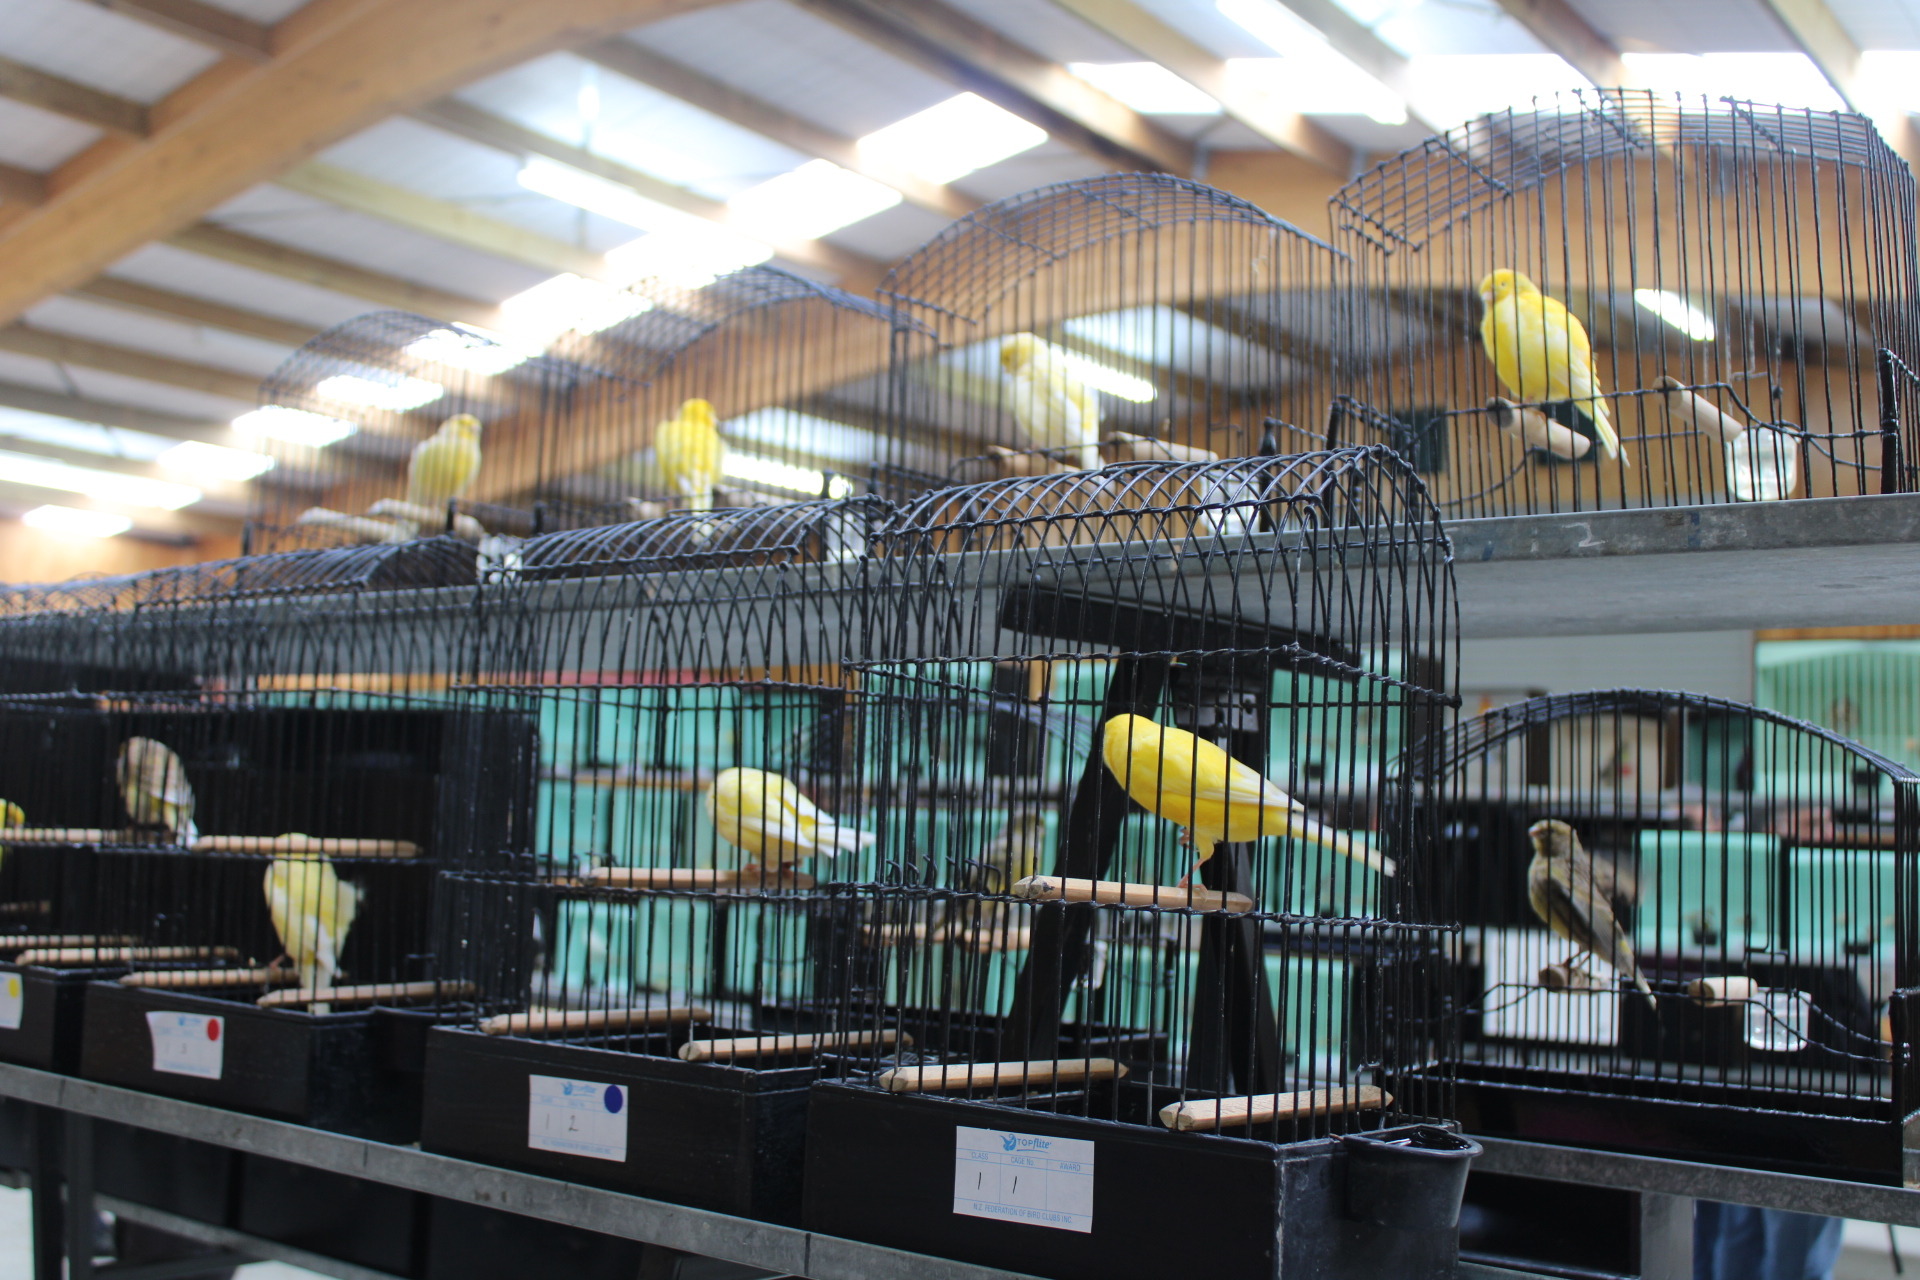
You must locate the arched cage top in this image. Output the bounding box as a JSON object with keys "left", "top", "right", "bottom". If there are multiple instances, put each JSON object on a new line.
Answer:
{"left": 515, "top": 496, "right": 892, "bottom": 581}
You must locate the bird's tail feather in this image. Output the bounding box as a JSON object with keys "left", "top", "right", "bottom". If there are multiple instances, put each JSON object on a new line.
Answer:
{"left": 1287, "top": 813, "right": 1395, "bottom": 877}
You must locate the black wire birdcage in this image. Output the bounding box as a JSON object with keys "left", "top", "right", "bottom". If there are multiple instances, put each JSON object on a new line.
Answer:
{"left": 876, "top": 173, "right": 1360, "bottom": 496}
{"left": 1407, "top": 687, "right": 1920, "bottom": 1182}
{"left": 801, "top": 445, "right": 1473, "bottom": 1280}
{"left": 418, "top": 496, "right": 890, "bottom": 1221}
{"left": 1335, "top": 90, "right": 1920, "bottom": 515}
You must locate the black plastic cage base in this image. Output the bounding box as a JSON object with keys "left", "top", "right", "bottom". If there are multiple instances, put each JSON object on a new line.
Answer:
{"left": 419, "top": 1024, "right": 816, "bottom": 1223}
{"left": 79, "top": 983, "right": 420, "bottom": 1142}
{"left": 801, "top": 1082, "right": 1469, "bottom": 1280}
{"left": 0, "top": 963, "right": 124, "bottom": 1072}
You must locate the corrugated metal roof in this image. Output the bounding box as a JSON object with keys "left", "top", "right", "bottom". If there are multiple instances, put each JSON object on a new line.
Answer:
{"left": 24, "top": 296, "right": 295, "bottom": 377}
{"left": 0, "top": 0, "right": 219, "bottom": 101}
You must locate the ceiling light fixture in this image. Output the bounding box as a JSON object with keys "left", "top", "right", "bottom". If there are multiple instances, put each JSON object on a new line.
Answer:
{"left": 0, "top": 449, "right": 201, "bottom": 509}
{"left": 231, "top": 406, "right": 359, "bottom": 448}
{"left": 1069, "top": 63, "right": 1221, "bottom": 115}
{"left": 315, "top": 372, "right": 445, "bottom": 413}
{"left": 858, "top": 93, "right": 1048, "bottom": 185}
{"left": 1216, "top": 0, "right": 1407, "bottom": 124}
{"left": 722, "top": 451, "right": 852, "bottom": 498}
{"left": 22, "top": 505, "right": 133, "bottom": 538}
{"left": 1621, "top": 53, "right": 1846, "bottom": 113}
{"left": 517, "top": 156, "right": 680, "bottom": 230}
{"left": 405, "top": 325, "right": 536, "bottom": 376}
{"left": 1633, "top": 288, "right": 1717, "bottom": 342}
{"left": 159, "top": 440, "right": 276, "bottom": 481}
{"left": 729, "top": 159, "right": 903, "bottom": 240}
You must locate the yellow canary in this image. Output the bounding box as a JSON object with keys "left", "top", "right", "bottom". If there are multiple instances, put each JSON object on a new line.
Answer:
{"left": 0, "top": 800, "right": 22, "bottom": 874}
{"left": 117, "top": 737, "right": 196, "bottom": 845}
{"left": 1478, "top": 270, "right": 1623, "bottom": 462}
{"left": 263, "top": 856, "right": 363, "bottom": 997}
{"left": 1101, "top": 714, "right": 1391, "bottom": 877}
{"left": 705, "top": 767, "right": 871, "bottom": 873}
{"left": 655, "top": 398, "right": 725, "bottom": 513}
{"left": 1527, "top": 819, "right": 1655, "bottom": 1010}
{"left": 406, "top": 413, "right": 484, "bottom": 508}
{"left": 960, "top": 813, "right": 1050, "bottom": 895}
{"left": 1000, "top": 334, "right": 1101, "bottom": 471}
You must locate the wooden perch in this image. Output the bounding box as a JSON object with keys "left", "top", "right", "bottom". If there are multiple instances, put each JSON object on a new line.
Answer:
{"left": 1012, "top": 875, "right": 1254, "bottom": 915}
{"left": 878, "top": 1057, "right": 1126, "bottom": 1094}
{"left": 293, "top": 507, "right": 412, "bottom": 544}
{"left": 1538, "top": 962, "right": 1608, "bottom": 993}
{"left": 678, "top": 1030, "right": 909, "bottom": 1063}
{"left": 985, "top": 445, "right": 1077, "bottom": 479}
{"left": 2, "top": 828, "right": 141, "bottom": 847}
{"left": 581, "top": 867, "right": 815, "bottom": 892}
{"left": 0, "top": 902, "right": 50, "bottom": 917}
{"left": 258, "top": 980, "right": 472, "bottom": 1010}
{"left": 120, "top": 967, "right": 296, "bottom": 991}
{"left": 15, "top": 946, "right": 239, "bottom": 966}
{"left": 1688, "top": 976, "right": 1759, "bottom": 1008}
{"left": 479, "top": 1005, "right": 712, "bottom": 1037}
{"left": 1655, "top": 376, "right": 1747, "bottom": 442}
{"left": 1101, "top": 433, "right": 1219, "bottom": 465}
{"left": 1159, "top": 1085, "right": 1391, "bottom": 1132}
{"left": 192, "top": 834, "right": 420, "bottom": 859}
{"left": 1487, "top": 398, "right": 1591, "bottom": 460}
{"left": 0, "top": 935, "right": 135, "bottom": 954}
{"left": 367, "top": 499, "right": 487, "bottom": 542}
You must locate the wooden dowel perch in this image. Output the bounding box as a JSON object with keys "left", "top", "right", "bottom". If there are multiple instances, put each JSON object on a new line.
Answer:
{"left": 1688, "top": 976, "right": 1759, "bottom": 1008}
{"left": 0, "top": 935, "right": 135, "bottom": 953}
{"left": 1159, "top": 1085, "right": 1391, "bottom": 1132}
{"left": 2, "top": 828, "right": 139, "bottom": 847}
{"left": 0, "top": 902, "right": 51, "bottom": 917}
{"left": 1487, "top": 398, "right": 1591, "bottom": 460}
{"left": 480, "top": 1005, "right": 712, "bottom": 1037}
{"left": 294, "top": 508, "right": 412, "bottom": 544}
{"left": 120, "top": 967, "right": 297, "bottom": 990}
{"left": 258, "top": 980, "right": 473, "bottom": 1010}
{"left": 678, "top": 1030, "right": 909, "bottom": 1063}
{"left": 1101, "top": 433, "right": 1220, "bottom": 465}
{"left": 581, "top": 867, "right": 815, "bottom": 892}
{"left": 1012, "top": 876, "right": 1254, "bottom": 915}
{"left": 191, "top": 834, "right": 420, "bottom": 859}
{"left": 15, "top": 946, "right": 239, "bottom": 966}
{"left": 1654, "top": 376, "right": 1747, "bottom": 442}
{"left": 366, "top": 499, "right": 487, "bottom": 542}
{"left": 878, "top": 1057, "right": 1126, "bottom": 1094}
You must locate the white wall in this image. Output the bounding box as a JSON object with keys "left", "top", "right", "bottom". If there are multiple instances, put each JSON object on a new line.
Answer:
{"left": 1458, "top": 631, "right": 1756, "bottom": 702}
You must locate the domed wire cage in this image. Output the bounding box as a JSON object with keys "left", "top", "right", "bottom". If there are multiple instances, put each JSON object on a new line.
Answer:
{"left": 417, "top": 496, "right": 891, "bottom": 1220}
{"left": 1334, "top": 90, "right": 1920, "bottom": 516}
{"left": 1405, "top": 688, "right": 1920, "bottom": 1182}
{"left": 875, "top": 173, "right": 1377, "bottom": 496}
{"left": 249, "top": 266, "right": 916, "bottom": 549}
{"left": 801, "top": 446, "right": 1471, "bottom": 1280}
{"left": 0, "top": 546, "right": 531, "bottom": 1136}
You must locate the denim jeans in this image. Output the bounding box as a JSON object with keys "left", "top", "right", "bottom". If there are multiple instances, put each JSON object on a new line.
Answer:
{"left": 1693, "top": 1202, "right": 1845, "bottom": 1280}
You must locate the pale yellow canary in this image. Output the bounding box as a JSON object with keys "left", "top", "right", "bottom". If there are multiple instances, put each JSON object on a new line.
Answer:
{"left": 655, "top": 398, "right": 725, "bottom": 513}
{"left": 1527, "top": 819, "right": 1656, "bottom": 1009}
{"left": 117, "top": 737, "right": 196, "bottom": 845}
{"left": 1478, "top": 270, "right": 1623, "bottom": 462}
{"left": 1100, "top": 715, "right": 1391, "bottom": 877}
{"left": 0, "top": 800, "right": 23, "bottom": 874}
{"left": 263, "top": 856, "right": 363, "bottom": 996}
{"left": 1000, "top": 334, "right": 1101, "bottom": 472}
{"left": 406, "top": 413, "right": 484, "bottom": 508}
{"left": 705, "top": 767, "right": 871, "bottom": 873}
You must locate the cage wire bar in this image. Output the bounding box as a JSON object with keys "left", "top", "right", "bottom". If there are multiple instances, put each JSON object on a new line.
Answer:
{"left": 417, "top": 495, "right": 892, "bottom": 1222}
{"left": 1406, "top": 688, "right": 1920, "bottom": 1184}
{"left": 1334, "top": 90, "right": 1920, "bottom": 515}
{"left": 876, "top": 173, "right": 1373, "bottom": 495}
{"left": 251, "top": 265, "right": 913, "bottom": 550}
{"left": 800, "top": 446, "right": 1472, "bottom": 1280}
{"left": 0, "top": 547, "right": 526, "bottom": 1142}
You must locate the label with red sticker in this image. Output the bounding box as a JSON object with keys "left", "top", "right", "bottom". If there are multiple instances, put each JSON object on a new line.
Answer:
{"left": 146, "top": 1010, "right": 224, "bottom": 1079}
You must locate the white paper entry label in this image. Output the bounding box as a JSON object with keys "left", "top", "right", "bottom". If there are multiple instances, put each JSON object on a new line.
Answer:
{"left": 146, "top": 1011, "right": 223, "bottom": 1079}
{"left": 0, "top": 974, "right": 22, "bottom": 1030}
{"left": 527, "top": 1074, "right": 629, "bottom": 1162}
{"left": 953, "top": 1126, "right": 1095, "bottom": 1233}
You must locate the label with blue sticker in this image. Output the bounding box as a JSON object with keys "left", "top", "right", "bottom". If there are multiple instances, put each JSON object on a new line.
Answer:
{"left": 527, "top": 1074, "right": 629, "bottom": 1162}
{"left": 952, "top": 1125, "right": 1094, "bottom": 1233}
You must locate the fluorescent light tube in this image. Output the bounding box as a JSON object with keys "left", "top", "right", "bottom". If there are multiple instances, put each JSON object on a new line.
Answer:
{"left": 22, "top": 505, "right": 132, "bottom": 538}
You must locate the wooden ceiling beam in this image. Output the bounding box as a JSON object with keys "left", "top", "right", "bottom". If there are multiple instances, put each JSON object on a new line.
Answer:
{"left": 794, "top": 0, "right": 1196, "bottom": 175}
{"left": 0, "top": 0, "right": 738, "bottom": 327}
{"left": 0, "top": 56, "right": 149, "bottom": 137}
{"left": 277, "top": 162, "right": 612, "bottom": 279}
{"left": 0, "top": 166, "right": 48, "bottom": 207}
{"left": 578, "top": 38, "right": 979, "bottom": 220}
{"left": 71, "top": 278, "right": 320, "bottom": 347}
{"left": 167, "top": 223, "right": 500, "bottom": 324}
{"left": 1043, "top": 0, "right": 1361, "bottom": 172}
{"left": 0, "top": 380, "right": 231, "bottom": 441}
{"left": 410, "top": 98, "right": 886, "bottom": 291}
{"left": 1489, "top": 0, "right": 1629, "bottom": 88}
{"left": 0, "top": 324, "right": 262, "bottom": 402}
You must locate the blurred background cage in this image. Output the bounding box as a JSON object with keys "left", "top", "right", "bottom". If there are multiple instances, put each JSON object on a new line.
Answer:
{"left": 418, "top": 494, "right": 891, "bottom": 1223}
{"left": 876, "top": 172, "right": 1369, "bottom": 494}
{"left": 802, "top": 446, "right": 1473, "bottom": 1280}
{"left": 1411, "top": 688, "right": 1920, "bottom": 1184}
{"left": 1335, "top": 91, "right": 1920, "bottom": 515}
{"left": 0, "top": 546, "right": 532, "bottom": 1141}
{"left": 249, "top": 264, "right": 914, "bottom": 550}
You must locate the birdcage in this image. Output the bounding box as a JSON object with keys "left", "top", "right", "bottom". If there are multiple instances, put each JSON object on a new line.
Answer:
{"left": 0, "top": 552, "right": 531, "bottom": 1139}
{"left": 1334, "top": 91, "right": 1920, "bottom": 515}
{"left": 876, "top": 173, "right": 1374, "bottom": 496}
{"left": 1410, "top": 688, "right": 1920, "bottom": 1183}
{"left": 801, "top": 446, "right": 1475, "bottom": 1280}
{"left": 417, "top": 497, "right": 891, "bottom": 1221}
{"left": 251, "top": 264, "right": 913, "bottom": 551}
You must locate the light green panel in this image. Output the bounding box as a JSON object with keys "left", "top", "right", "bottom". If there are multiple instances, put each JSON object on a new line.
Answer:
{"left": 549, "top": 896, "right": 718, "bottom": 998}
{"left": 659, "top": 685, "right": 743, "bottom": 770}
{"left": 1790, "top": 846, "right": 1899, "bottom": 962}
{"left": 534, "top": 779, "right": 608, "bottom": 865}
{"left": 726, "top": 900, "right": 815, "bottom": 1003}
{"left": 881, "top": 922, "right": 1035, "bottom": 1017}
{"left": 1104, "top": 944, "right": 1352, "bottom": 1071}
{"left": 1259, "top": 838, "right": 1385, "bottom": 919}
{"left": 538, "top": 697, "right": 584, "bottom": 772}
{"left": 607, "top": 784, "right": 692, "bottom": 869}
{"left": 1634, "top": 830, "right": 1778, "bottom": 956}
{"left": 1269, "top": 665, "right": 1403, "bottom": 797}
{"left": 1755, "top": 640, "right": 1920, "bottom": 775}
